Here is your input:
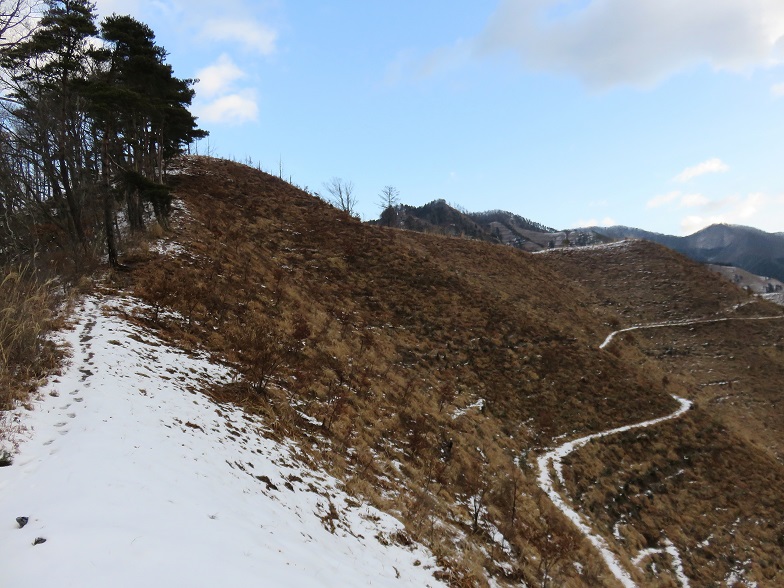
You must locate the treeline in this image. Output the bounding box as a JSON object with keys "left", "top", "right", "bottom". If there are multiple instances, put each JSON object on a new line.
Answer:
{"left": 467, "top": 210, "right": 555, "bottom": 234}
{"left": 0, "top": 0, "right": 205, "bottom": 271}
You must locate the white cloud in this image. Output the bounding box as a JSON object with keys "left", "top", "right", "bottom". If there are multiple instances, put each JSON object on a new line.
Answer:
{"left": 674, "top": 158, "right": 729, "bottom": 182}
{"left": 648, "top": 191, "right": 712, "bottom": 209}
{"left": 193, "top": 54, "right": 259, "bottom": 125}
{"left": 475, "top": 0, "right": 784, "bottom": 88}
{"left": 419, "top": 39, "right": 473, "bottom": 79}
{"left": 647, "top": 190, "right": 680, "bottom": 208}
{"left": 195, "top": 54, "right": 246, "bottom": 99}
{"left": 204, "top": 19, "right": 278, "bottom": 55}
{"left": 194, "top": 91, "right": 258, "bottom": 124}
{"left": 772, "top": 82, "right": 784, "bottom": 97}
{"left": 679, "top": 192, "right": 784, "bottom": 234}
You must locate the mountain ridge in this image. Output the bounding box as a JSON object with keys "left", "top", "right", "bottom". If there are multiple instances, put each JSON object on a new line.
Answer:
{"left": 587, "top": 223, "right": 784, "bottom": 282}
{"left": 375, "top": 198, "right": 784, "bottom": 282}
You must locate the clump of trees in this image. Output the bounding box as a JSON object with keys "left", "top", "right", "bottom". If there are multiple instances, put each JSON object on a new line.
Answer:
{"left": 0, "top": 0, "right": 205, "bottom": 271}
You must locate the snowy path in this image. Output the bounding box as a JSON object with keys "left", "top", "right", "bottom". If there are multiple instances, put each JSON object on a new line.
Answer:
{"left": 0, "top": 296, "right": 446, "bottom": 588}
{"left": 599, "top": 314, "right": 784, "bottom": 349}
{"left": 539, "top": 312, "right": 783, "bottom": 586}
{"left": 537, "top": 396, "right": 692, "bottom": 588}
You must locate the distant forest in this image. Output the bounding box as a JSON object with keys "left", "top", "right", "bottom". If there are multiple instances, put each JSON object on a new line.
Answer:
{"left": 0, "top": 0, "right": 205, "bottom": 271}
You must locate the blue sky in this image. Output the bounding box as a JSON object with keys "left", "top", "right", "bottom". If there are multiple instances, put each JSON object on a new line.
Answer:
{"left": 96, "top": 0, "right": 784, "bottom": 235}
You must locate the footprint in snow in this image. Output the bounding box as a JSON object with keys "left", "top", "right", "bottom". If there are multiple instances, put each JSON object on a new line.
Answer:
{"left": 53, "top": 422, "right": 67, "bottom": 428}
{"left": 67, "top": 413, "right": 76, "bottom": 419}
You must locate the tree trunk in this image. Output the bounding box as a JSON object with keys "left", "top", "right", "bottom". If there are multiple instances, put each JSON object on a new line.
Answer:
{"left": 101, "top": 134, "right": 119, "bottom": 268}
{"left": 126, "top": 188, "right": 145, "bottom": 232}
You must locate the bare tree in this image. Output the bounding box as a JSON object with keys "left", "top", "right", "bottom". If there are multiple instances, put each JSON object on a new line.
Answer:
{"left": 323, "top": 177, "right": 357, "bottom": 217}
{"left": 378, "top": 185, "right": 399, "bottom": 209}
{"left": 0, "top": 0, "right": 41, "bottom": 50}
{"left": 378, "top": 185, "right": 399, "bottom": 227}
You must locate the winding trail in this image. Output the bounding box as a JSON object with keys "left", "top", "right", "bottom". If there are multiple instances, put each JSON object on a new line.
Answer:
{"left": 537, "top": 396, "right": 692, "bottom": 588}
{"left": 537, "top": 313, "right": 784, "bottom": 587}
{"left": 599, "top": 314, "right": 784, "bottom": 350}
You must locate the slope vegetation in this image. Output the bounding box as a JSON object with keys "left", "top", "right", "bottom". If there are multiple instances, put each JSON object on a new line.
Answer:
{"left": 21, "top": 156, "right": 776, "bottom": 586}
{"left": 116, "top": 157, "right": 690, "bottom": 585}
{"left": 541, "top": 241, "right": 784, "bottom": 586}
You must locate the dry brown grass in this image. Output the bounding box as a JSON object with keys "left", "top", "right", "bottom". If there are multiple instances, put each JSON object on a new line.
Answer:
{"left": 626, "top": 318, "right": 784, "bottom": 463}
{"left": 108, "top": 156, "right": 784, "bottom": 586}
{"left": 114, "top": 157, "right": 685, "bottom": 585}
{"left": 0, "top": 261, "right": 62, "bottom": 465}
{"left": 544, "top": 242, "right": 784, "bottom": 586}
{"left": 563, "top": 409, "right": 784, "bottom": 586}
{"left": 0, "top": 263, "right": 59, "bottom": 410}
{"left": 539, "top": 240, "right": 764, "bottom": 327}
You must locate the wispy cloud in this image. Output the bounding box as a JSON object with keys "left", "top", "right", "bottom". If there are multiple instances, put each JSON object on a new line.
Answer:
{"left": 678, "top": 193, "right": 710, "bottom": 207}
{"left": 647, "top": 190, "right": 711, "bottom": 209}
{"left": 674, "top": 158, "right": 729, "bottom": 182}
{"left": 203, "top": 18, "right": 278, "bottom": 55}
{"left": 194, "top": 91, "right": 258, "bottom": 124}
{"left": 772, "top": 82, "right": 784, "bottom": 98}
{"left": 647, "top": 191, "right": 680, "bottom": 209}
{"left": 195, "top": 54, "right": 246, "bottom": 99}
{"left": 679, "top": 192, "right": 784, "bottom": 234}
{"left": 471, "top": 0, "right": 784, "bottom": 89}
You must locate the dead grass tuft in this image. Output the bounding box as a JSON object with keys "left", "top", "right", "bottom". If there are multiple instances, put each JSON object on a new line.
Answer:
{"left": 0, "top": 263, "right": 59, "bottom": 410}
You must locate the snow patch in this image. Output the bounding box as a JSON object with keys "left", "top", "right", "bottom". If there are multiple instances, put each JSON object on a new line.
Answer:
{"left": 0, "top": 296, "right": 446, "bottom": 588}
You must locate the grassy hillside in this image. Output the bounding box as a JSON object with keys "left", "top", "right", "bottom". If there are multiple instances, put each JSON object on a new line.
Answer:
{"left": 537, "top": 240, "right": 756, "bottom": 325}
{"left": 96, "top": 156, "right": 783, "bottom": 586}
{"left": 541, "top": 240, "right": 784, "bottom": 586}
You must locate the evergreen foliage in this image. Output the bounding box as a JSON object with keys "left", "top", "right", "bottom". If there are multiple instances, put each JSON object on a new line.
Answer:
{"left": 0, "top": 0, "right": 205, "bottom": 269}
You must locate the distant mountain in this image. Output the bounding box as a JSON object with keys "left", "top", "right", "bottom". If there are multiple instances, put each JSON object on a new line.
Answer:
{"left": 376, "top": 202, "right": 784, "bottom": 282}
{"left": 379, "top": 200, "right": 611, "bottom": 251}
{"left": 585, "top": 224, "right": 784, "bottom": 283}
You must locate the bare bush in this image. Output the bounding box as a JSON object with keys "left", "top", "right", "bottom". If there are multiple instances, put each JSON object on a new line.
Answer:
{"left": 323, "top": 177, "right": 357, "bottom": 217}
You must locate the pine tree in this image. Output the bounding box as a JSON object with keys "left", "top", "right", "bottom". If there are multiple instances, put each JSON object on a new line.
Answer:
{"left": 92, "top": 14, "right": 206, "bottom": 232}
{"left": 1, "top": 0, "right": 98, "bottom": 258}
{"left": 1, "top": 3, "right": 206, "bottom": 268}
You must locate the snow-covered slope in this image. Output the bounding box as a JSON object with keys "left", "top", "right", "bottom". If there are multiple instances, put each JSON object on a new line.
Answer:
{"left": 0, "top": 296, "right": 445, "bottom": 588}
